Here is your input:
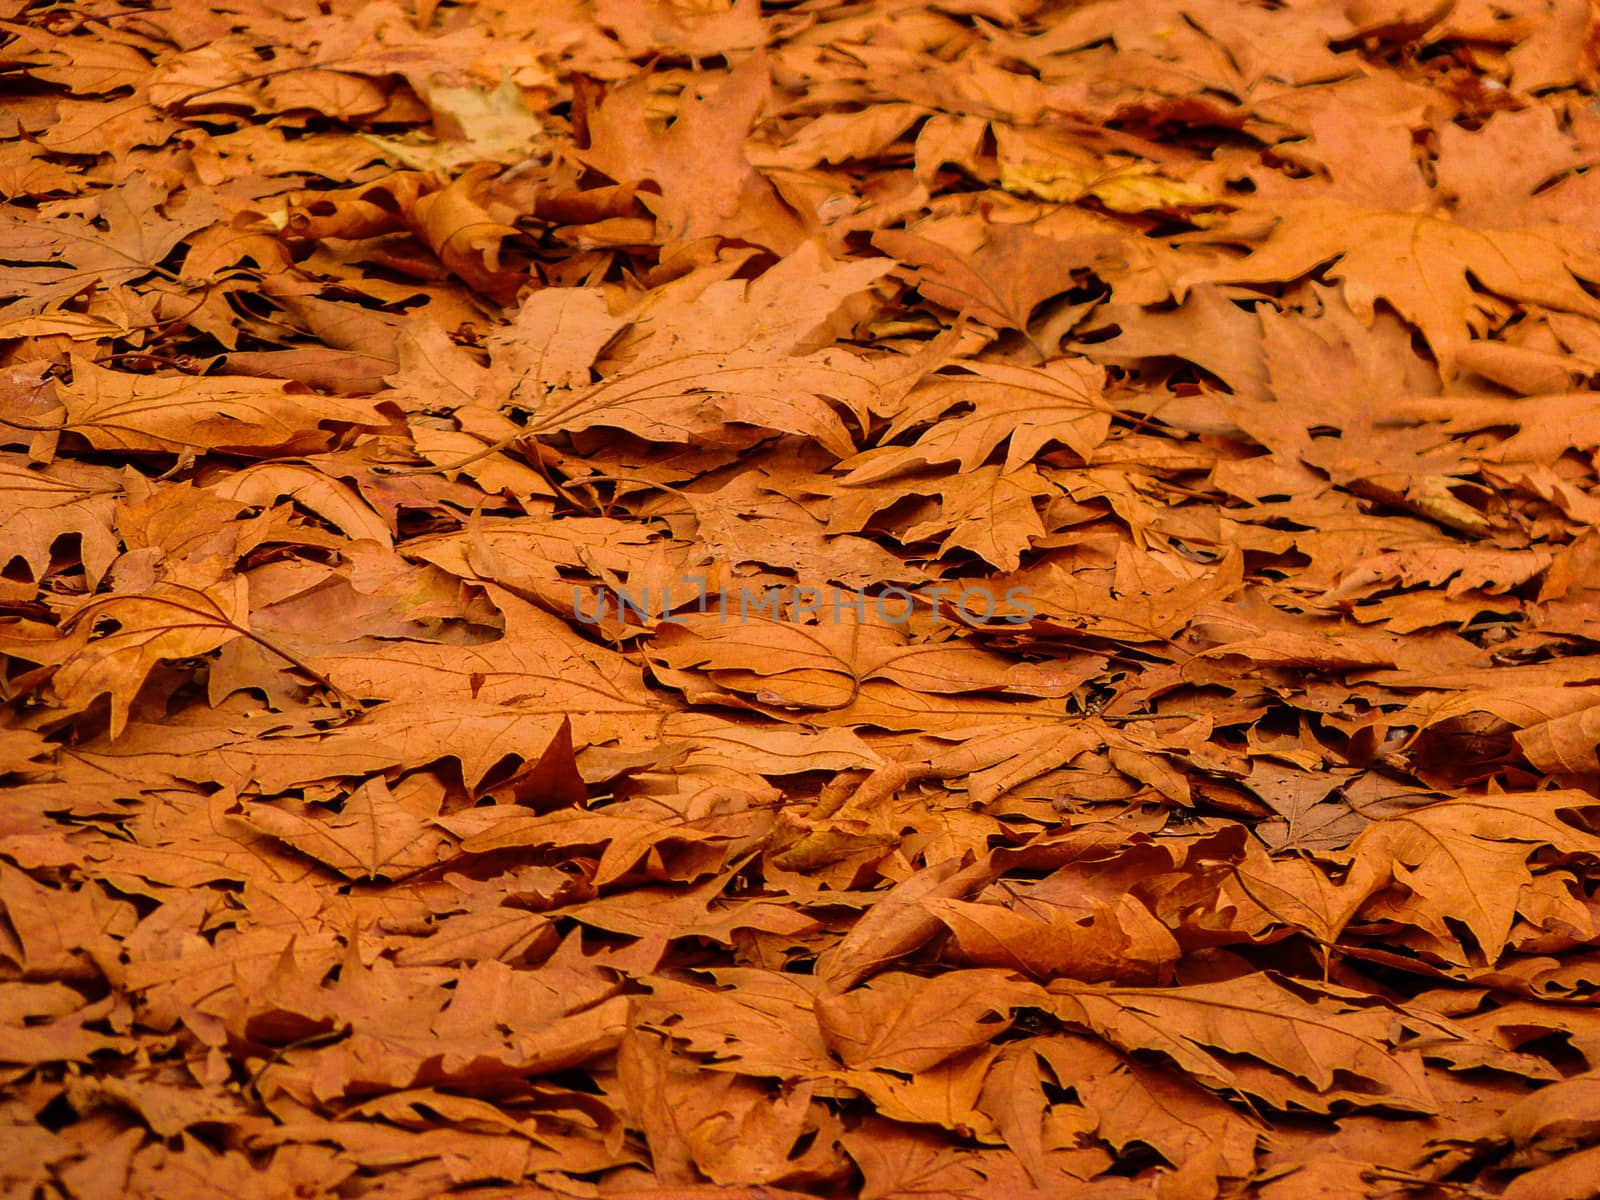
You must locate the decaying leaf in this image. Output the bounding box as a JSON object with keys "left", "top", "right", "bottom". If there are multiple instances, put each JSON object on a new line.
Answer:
{"left": 4, "top": 3, "right": 1600, "bottom": 1196}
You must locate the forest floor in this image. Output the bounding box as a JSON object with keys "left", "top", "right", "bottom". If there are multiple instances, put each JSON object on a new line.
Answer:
{"left": 4, "top": 1, "right": 1600, "bottom": 1197}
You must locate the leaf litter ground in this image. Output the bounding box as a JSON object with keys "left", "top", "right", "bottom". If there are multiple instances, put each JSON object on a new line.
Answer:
{"left": 3, "top": 1, "right": 1600, "bottom": 1197}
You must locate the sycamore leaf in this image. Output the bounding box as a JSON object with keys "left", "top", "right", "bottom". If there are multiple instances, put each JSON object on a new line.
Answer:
{"left": 513, "top": 245, "right": 898, "bottom": 457}
{"left": 0, "top": 558, "right": 249, "bottom": 738}
{"left": 815, "top": 971, "right": 1039, "bottom": 1074}
{"left": 577, "top": 53, "right": 804, "bottom": 253}
{"left": 873, "top": 224, "right": 1119, "bottom": 340}
{"left": 1187, "top": 107, "right": 1600, "bottom": 376}
{"left": 1343, "top": 791, "right": 1600, "bottom": 964}
{"left": 1186, "top": 204, "right": 1600, "bottom": 378}
{"left": 237, "top": 775, "right": 453, "bottom": 882}
{"left": 927, "top": 892, "right": 1179, "bottom": 984}
{"left": 1048, "top": 975, "right": 1435, "bottom": 1113}
{"left": 831, "top": 464, "right": 1056, "bottom": 571}
{"left": 15, "top": 5, "right": 1600, "bottom": 1196}
{"left": 54, "top": 357, "right": 390, "bottom": 455}
{"left": 1037, "top": 1037, "right": 1263, "bottom": 1179}
{"left": 815, "top": 856, "right": 998, "bottom": 992}
{"left": 837, "top": 358, "right": 1110, "bottom": 483}
{"left": 0, "top": 456, "right": 121, "bottom": 587}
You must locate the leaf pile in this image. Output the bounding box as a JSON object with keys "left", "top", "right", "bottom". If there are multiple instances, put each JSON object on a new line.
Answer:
{"left": 4, "top": 1, "right": 1600, "bottom": 1197}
